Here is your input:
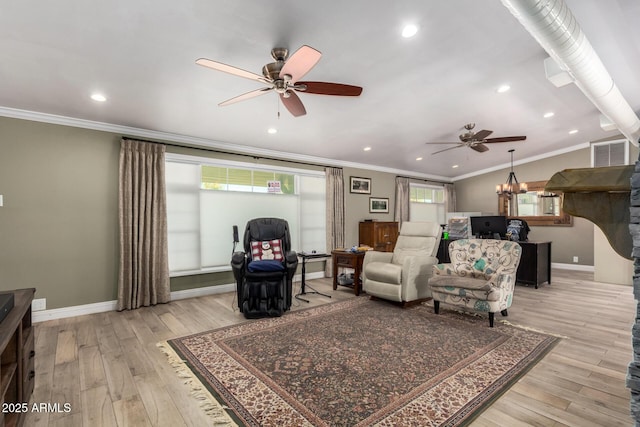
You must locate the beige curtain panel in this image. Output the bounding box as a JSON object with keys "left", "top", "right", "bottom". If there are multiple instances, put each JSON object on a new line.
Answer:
{"left": 325, "top": 167, "right": 345, "bottom": 277}
{"left": 118, "top": 138, "right": 171, "bottom": 311}
{"left": 394, "top": 176, "right": 410, "bottom": 229}
{"left": 444, "top": 182, "right": 456, "bottom": 213}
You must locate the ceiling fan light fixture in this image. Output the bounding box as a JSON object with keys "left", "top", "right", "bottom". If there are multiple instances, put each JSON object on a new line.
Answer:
{"left": 401, "top": 24, "right": 418, "bottom": 38}
{"left": 197, "top": 45, "right": 362, "bottom": 118}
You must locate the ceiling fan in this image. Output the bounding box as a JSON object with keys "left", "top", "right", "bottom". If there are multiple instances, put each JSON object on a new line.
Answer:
{"left": 426, "top": 123, "right": 526, "bottom": 154}
{"left": 196, "top": 45, "right": 363, "bottom": 117}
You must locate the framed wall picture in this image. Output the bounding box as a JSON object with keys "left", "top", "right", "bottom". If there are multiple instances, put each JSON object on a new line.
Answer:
{"left": 350, "top": 176, "right": 371, "bottom": 194}
{"left": 369, "top": 197, "right": 389, "bottom": 213}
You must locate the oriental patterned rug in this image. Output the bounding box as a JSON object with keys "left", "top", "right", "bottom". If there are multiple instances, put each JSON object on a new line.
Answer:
{"left": 161, "top": 298, "right": 558, "bottom": 426}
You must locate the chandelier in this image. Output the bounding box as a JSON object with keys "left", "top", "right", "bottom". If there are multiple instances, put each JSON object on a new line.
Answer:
{"left": 496, "top": 149, "right": 527, "bottom": 197}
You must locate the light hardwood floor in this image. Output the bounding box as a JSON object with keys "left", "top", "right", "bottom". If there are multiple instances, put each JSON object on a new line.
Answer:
{"left": 25, "top": 269, "right": 636, "bottom": 426}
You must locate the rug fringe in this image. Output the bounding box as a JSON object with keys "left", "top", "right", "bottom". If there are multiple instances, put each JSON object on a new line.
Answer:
{"left": 434, "top": 305, "right": 568, "bottom": 339}
{"left": 157, "top": 341, "right": 238, "bottom": 426}
{"left": 497, "top": 319, "right": 569, "bottom": 339}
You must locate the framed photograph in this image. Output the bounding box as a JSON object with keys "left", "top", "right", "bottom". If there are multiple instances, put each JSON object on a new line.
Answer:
{"left": 350, "top": 176, "right": 371, "bottom": 194}
{"left": 369, "top": 197, "right": 389, "bottom": 213}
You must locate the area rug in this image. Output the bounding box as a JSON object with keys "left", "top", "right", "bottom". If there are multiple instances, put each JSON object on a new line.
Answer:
{"left": 162, "top": 298, "right": 558, "bottom": 426}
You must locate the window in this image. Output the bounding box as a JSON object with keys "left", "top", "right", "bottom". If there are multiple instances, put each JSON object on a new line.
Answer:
{"left": 410, "top": 186, "right": 444, "bottom": 203}
{"left": 409, "top": 184, "right": 445, "bottom": 224}
{"left": 165, "top": 154, "right": 326, "bottom": 275}
{"left": 201, "top": 166, "right": 296, "bottom": 193}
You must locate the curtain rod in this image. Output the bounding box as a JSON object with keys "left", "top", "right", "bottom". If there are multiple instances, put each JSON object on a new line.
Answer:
{"left": 396, "top": 175, "right": 451, "bottom": 186}
{"left": 122, "top": 136, "right": 341, "bottom": 170}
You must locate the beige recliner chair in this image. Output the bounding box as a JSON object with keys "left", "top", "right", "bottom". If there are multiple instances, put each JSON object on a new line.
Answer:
{"left": 362, "top": 221, "right": 442, "bottom": 305}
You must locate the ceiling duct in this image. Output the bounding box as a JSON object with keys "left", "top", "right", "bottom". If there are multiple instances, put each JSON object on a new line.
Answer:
{"left": 501, "top": 0, "right": 640, "bottom": 146}
{"left": 543, "top": 56, "right": 573, "bottom": 88}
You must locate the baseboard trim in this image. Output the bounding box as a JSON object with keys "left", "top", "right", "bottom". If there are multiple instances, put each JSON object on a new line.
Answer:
{"left": 32, "top": 271, "right": 328, "bottom": 323}
{"left": 33, "top": 283, "right": 235, "bottom": 323}
{"left": 552, "top": 262, "right": 595, "bottom": 272}
{"left": 32, "top": 300, "right": 118, "bottom": 323}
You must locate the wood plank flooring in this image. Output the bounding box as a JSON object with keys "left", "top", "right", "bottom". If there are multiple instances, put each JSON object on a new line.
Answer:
{"left": 24, "top": 270, "right": 636, "bottom": 426}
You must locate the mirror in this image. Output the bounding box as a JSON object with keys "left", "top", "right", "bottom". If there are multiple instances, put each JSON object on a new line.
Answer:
{"left": 498, "top": 180, "right": 572, "bottom": 226}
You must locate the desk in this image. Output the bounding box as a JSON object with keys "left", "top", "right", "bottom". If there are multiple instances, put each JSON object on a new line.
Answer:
{"left": 331, "top": 250, "right": 366, "bottom": 296}
{"left": 517, "top": 241, "right": 551, "bottom": 288}
{"left": 296, "top": 252, "right": 332, "bottom": 302}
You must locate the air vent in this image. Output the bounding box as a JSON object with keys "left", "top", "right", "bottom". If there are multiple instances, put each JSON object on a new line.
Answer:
{"left": 592, "top": 140, "right": 628, "bottom": 167}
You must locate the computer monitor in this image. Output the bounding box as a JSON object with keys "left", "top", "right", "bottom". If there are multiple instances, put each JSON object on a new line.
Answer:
{"left": 470, "top": 216, "right": 508, "bottom": 239}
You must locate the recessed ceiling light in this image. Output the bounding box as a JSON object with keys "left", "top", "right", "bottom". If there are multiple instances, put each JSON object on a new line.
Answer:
{"left": 401, "top": 24, "right": 418, "bottom": 38}
{"left": 416, "top": 157, "right": 423, "bottom": 161}
{"left": 90, "top": 93, "right": 107, "bottom": 102}
{"left": 543, "top": 112, "right": 555, "bottom": 118}
{"left": 568, "top": 129, "right": 579, "bottom": 134}
{"left": 496, "top": 85, "right": 511, "bottom": 93}
{"left": 267, "top": 128, "right": 277, "bottom": 134}
{"left": 363, "top": 146, "right": 372, "bottom": 151}
{"left": 452, "top": 164, "right": 459, "bottom": 169}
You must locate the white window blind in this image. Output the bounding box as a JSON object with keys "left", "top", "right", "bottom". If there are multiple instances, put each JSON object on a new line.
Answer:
{"left": 409, "top": 183, "right": 445, "bottom": 224}
{"left": 165, "top": 155, "right": 326, "bottom": 275}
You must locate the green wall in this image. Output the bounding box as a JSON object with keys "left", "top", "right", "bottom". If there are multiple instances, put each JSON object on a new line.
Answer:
{"left": 0, "top": 117, "right": 121, "bottom": 308}
{"left": 343, "top": 167, "right": 398, "bottom": 247}
{"left": 2, "top": 115, "right": 632, "bottom": 309}
{"left": 0, "top": 117, "right": 327, "bottom": 309}
{"left": 455, "top": 148, "right": 596, "bottom": 265}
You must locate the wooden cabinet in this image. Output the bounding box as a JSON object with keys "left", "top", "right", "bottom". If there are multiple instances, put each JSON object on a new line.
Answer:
{"left": 0, "top": 288, "right": 35, "bottom": 427}
{"left": 517, "top": 242, "right": 551, "bottom": 288}
{"left": 359, "top": 221, "right": 399, "bottom": 252}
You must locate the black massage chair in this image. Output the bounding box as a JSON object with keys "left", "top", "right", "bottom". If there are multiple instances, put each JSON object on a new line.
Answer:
{"left": 231, "top": 218, "right": 298, "bottom": 318}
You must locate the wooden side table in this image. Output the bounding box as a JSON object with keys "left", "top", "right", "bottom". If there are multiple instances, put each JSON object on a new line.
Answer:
{"left": 331, "top": 250, "right": 366, "bottom": 295}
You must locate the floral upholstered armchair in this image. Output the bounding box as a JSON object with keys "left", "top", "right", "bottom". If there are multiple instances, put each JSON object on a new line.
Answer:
{"left": 428, "top": 239, "right": 522, "bottom": 327}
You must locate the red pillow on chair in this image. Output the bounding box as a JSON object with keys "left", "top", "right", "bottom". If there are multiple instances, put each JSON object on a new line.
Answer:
{"left": 250, "top": 239, "right": 283, "bottom": 261}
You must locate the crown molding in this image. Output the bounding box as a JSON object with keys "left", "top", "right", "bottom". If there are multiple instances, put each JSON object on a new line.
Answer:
{"left": 450, "top": 142, "right": 591, "bottom": 181}
{"left": 0, "top": 106, "right": 452, "bottom": 183}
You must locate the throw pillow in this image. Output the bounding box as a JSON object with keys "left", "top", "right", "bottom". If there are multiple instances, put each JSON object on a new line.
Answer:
{"left": 250, "top": 239, "right": 283, "bottom": 261}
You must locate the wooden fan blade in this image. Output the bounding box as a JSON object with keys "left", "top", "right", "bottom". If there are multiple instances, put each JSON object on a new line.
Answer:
{"left": 470, "top": 143, "right": 489, "bottom": 152}
{"left": 484, "top": 136, "right": 527, "bottom": 143}
{"left": 473, "top": 129, "right": 493, "bottom": 140}
{"left": 219, "top": 87, "right": 273, "bottom": 106}
{"left": 296, "top": 81, "right": 362, "bottom": 96}
{"left": 432, "top": 145, "right": 464, "bottom": 154}
{"left": 425, "top": 142, "right": 460, "bottom": 145}
{"left": 280, "top": 91, "right": 306, "bottom": 117}
{"left": 196, "top": 58, "right": 269, "bottom": 83}
{"left": 279, "top": 45, "right": 322, "bottom": 83}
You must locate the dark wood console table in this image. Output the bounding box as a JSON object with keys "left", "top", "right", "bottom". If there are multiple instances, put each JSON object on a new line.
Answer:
{"left": 517, "top": 241, "right": 551, "bottom": 288}
{"left": 331, "top": 250, "right": 366, "bottom": 296}
{"left": 0, "top": 288, "right": 35, "bottom": 427}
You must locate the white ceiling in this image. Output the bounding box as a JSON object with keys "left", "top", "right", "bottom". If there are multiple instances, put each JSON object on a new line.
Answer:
{"left": 1, "top": 0, "right": 639, "bottom": 179}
